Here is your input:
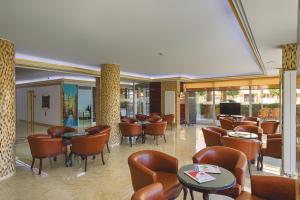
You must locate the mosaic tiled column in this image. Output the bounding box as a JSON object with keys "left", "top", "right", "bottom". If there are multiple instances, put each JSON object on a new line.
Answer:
{"left": 100, "top": 64, "right": 120, "bottom": 147}
{"left": 0, "top": 38, "right": 16, "bottom": 180}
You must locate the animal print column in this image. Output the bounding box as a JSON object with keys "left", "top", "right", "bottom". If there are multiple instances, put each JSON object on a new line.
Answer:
{"left": 0, "top": 38, "right": 16, "bottom": 180}
{"left": 282, "top": 43, "right": 297, "bottom": 70}
{"left": 100, "top": 64, "right": 120, "bottom": 146}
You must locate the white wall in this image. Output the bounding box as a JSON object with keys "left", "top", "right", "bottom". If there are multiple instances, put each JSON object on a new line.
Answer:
{"left": 16, "top": 85, "right": 61, "bottom": 126}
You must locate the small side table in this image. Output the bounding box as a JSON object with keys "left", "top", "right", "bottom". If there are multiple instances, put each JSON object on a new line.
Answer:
{"left": 177, "top": 164, "right": 236, "bottom": 200}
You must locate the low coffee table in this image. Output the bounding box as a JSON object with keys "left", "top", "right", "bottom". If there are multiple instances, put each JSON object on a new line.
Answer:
{"left": 177, "top": 164, "right": 236, "bottom": 200}
{"left": 228, "top": 131, "right": 258, "bottom": 139}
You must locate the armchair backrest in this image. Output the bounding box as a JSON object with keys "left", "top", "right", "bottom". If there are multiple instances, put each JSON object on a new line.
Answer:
{"left": 234, "top": 125, "right": 263, "bottom": 140}
{"left": 27, "top": 135, "right": 63, "bottom": 158}
{"left": 71, "top": 133, "right": 106, "bottom": 155}
{"left": 261, "top": 121, "right": 279, "bottom": 134}
{"left": 220, "top": 118, "right": 234, "bottom": 130}
{"left": 47, "top": 126, "right": 76, "bottom": 138}
{"left": 136, "top": 114, "right": 149, "bottom": 121}
{"left": 192, "top": 146, "right": 247, "bottom": 188}
{"left": 234, "top": 121, "right": 258, "bottom": 127}
{"left": 119, "top": 122, "right": 142, "bottom": 137}
{"left": 202, "top": 127, "right": 227, "bottom": 146}
{"left": 144, "top": 122, "right": 167, "bottom": 135}
{"left": 162, "top": 114, "right": 175, "bottom": 124}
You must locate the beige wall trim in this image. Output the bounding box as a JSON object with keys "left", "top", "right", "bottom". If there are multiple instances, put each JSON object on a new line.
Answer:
{"left": 16, "top": 79, "right": 63, "bottom": 88}
{"left": 19, "top": 120, "right": 55, "bottom": 128}
{"left": 228, "top": 0, "right": 266, "bottom": 74}
{"left": 16, "top": 58, "right": 100, "bottom": 77}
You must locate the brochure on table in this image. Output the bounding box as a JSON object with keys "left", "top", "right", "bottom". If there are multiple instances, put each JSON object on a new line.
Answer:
{"left": 184, "top": 164, "right": 221, "bottom": 184}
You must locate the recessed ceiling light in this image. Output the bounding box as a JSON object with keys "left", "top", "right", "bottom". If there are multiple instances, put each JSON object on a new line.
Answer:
{"left": 158, "top": 52, "right": 164, "bottom": 56}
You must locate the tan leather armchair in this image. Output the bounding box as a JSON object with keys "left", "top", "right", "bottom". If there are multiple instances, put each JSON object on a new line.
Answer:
{"left": 234, "top": 125, "right": 263, "bottom": 141}
{"left": 202, "top": 127, "right": 227, "bottom": 146}
{"left": 221, "top": 136, "right": 261, "bottom": 176}
{"left": 144, "top": 121, "right": 167, "bottom": 145}
{"left": 85, "top": 125, "right": 111, "bottom": 153}
{"left": 261, "top": 121, "right": 279, "bottom": 135}
{"left": 148, "top": 115, "right": 163, "bottom": 123}
{"left": 243, "top": 117, "right": 260, "bottom": 126}
{"left": 219, "top": 118, "right": 235, "bottom": 130}
{"left": 47, "top": 126, "right": 76, "bottom": 138}
{"left": 192, "top": 146, "right": 247, "bottom": 198}
{"left": 237, "top": 175, "right": 296, "bottom": 200}
{"left": 121, "top": 117, "right": 138, "bottom": 123}
{"left": 257, "top": 135, "right": 281, "bottom": 171}
{"left": 131, "top": 183, "right": 166, "bottom": 200}
{"left": 119, "top": 122, "right": 142, "bottom": 146}
{"left": 28, "top": 134, "right": 66, "bottom": 175}
{"left": 70, "top": 133, "right": 107, "bottom": 172}
{"left": 162, "top": 114, "right": 175, "bottom": 130}
{"left": 128, "top": 150, "right": 185, "bottom": 200}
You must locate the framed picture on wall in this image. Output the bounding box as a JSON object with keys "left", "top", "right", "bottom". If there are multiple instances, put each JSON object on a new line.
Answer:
{"left": 42, "top": 95, "right": 50, "bottom": 108}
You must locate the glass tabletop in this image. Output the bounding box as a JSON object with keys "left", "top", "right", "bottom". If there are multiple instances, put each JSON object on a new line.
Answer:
{"left": 228, "top": 131, "right": 258, "bottom": 139}
{"left": 62, "top": 131, "right": 86, "bottom": 139}
{"left": 177, "top": 164, "right": 236, "bottom": 192}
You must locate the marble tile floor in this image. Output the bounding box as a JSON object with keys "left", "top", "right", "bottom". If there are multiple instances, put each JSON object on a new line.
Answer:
{"left": 0, "top": 124, "right": 281, "bottom": 200}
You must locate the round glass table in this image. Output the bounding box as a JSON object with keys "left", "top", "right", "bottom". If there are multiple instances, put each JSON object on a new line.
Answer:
{"left": 177, "top": 164, "right": 236, "bottom": 200}
{"left": 228, "top": 131, "right": 258, "bottom": 139}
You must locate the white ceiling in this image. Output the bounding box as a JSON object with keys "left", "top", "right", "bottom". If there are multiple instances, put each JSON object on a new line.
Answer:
{"left": 242, "top": 0, "right": 298, "bottom": 75}
{"left": 0, "top": 0, "right": 297, "bottom": 79}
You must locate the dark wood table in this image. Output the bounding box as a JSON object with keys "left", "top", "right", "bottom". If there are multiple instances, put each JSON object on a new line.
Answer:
{"left": 228, "top": 131, "right": 258, "bottom": 139}
{"left": 138, "top": 121, "right": 150, "bottom": 143}
{"left": 177, "top": 164, "right": 236, "bottom": 200}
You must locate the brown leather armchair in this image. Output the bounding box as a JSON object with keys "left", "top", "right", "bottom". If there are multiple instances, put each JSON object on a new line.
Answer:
{"left": 70, "top": 133, "right": 107, "bottom": 172}
{"left": 131, "top": 183, "right": 166, "bottom": 200}
{"left": 47, "top": 126, "right": 76, "bottom": 138}
{"left": 144, "top": 122, "right": 167, "bottom": 145}
{"left": 128, "top": 150, "right": 185, "bottom": 200}
{"left": 85, "top": 125, "right": 111, "bottom": 153}
{"left": 234, "top": 121, "right": 258, "bottom": 127}
{"left": 121, "top": 117, "right": 138, "bottom": 123}
{"left": 136, "top": 114, "right": 149, "bottom": 122}
{"left": 243, "top": 117, "right": 260, "bottom": 126}
{"left": 162, "top": 114, "right": 175, "bottom": 130}
{"left": 234, "top": 125, "right": 263, "bottom": 141}
{"left": 150, "top": 113, "right": 161, "bottom": 117}
{"left": 148, "top": 115, "right": 163, "bottom": 123}
{"left": 192, "top": 146, "right": 247, "bottom": 198}
{"left": 236, "top": 175, "right": 296, "bottom": 200}
{"left": 28, "top": 134, "right": 66, "bottom": 175}
{"left": 219, "top": 118, "right": 235, "bottom": 130}
{"left": 202, "top": 127, "right": 227, "bottom": 146}
{"left": 261, "top": 120, "right": 279, "bottom": 135}
{"left": 221, "top": 136, "right": 261, "bottom": 176}
{"left": 119, "top": 122, "right": 142, "bottom": 146}
{"left": 257, "top": 135, "right": 282, "bottom": 171}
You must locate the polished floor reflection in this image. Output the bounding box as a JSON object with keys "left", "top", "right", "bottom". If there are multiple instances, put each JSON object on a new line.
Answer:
{"left": 0, "top": 123, "right": 281, "bottom": 200}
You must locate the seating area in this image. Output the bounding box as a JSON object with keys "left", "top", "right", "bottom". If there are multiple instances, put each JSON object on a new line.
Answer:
{"left": 0, "top": 1, "right": 298, "bottom": 200}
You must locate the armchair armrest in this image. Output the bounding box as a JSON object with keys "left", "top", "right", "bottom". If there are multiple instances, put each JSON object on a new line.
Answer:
{"left": 264, "top": 138, "right": 282, "bottom": 158}
{"left": 155, "top": 152, "right": 178, "bottom": 173}
{"left": 131, "top": 183, "right": 166, "bottom": 200}
{"left": 251, "top": 175, "right": 296, "bottom": 200}
{"left": 234, "top": 154, "right": 247, "bottom": 188}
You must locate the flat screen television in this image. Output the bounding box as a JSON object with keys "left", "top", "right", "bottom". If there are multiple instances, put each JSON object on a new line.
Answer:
{"left": 220, "top": 102, "right": 241, "bottom": 115}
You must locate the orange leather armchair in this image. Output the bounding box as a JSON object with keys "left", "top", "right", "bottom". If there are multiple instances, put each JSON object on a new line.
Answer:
{"left": 221, "top": 136, "right": 261, "bottom": 176}
{"left": 119, "top": 122, "right": 142, "bottom": 146}
{"left": 202, "top": 127, "right": 227, "bottom": 146}
{"left": 261, "top": 121, "right": 279, "bottom": 135}
{"left": 162, "top": 114, "right": 175, "bottom": 130}
{"left": 128, "top": 150, "right": 185, "bottom": 200}
{"left": 219, "top": 118, "right": 235, "bottom": 130}
{"left": 234, "top": 121, "right": 258, "bottom": 127}
{"left": 150, "top": 113, "right": 161, "bottom": 117}
{"left": 136, "top": 114, "right": 149, "bottom": 122}
{"left": 121, "top": 117, "right": 138, "bottom": 123}
{"left": 144, "top": 122, "right": 167, "bottom": 145}
{"left": 70, "top": 133, "right": 107, "bottom": 172}
{"left": 234, "top": 125, "right": 263, "bottom": 141}
{"left": 237, "top": 175, "right": 296, "bottom": 200}
{"left": 257, "top": 135, "right": 282, "bottom": 171}
{"left": 28, "top": 134, "right": 66, "bottom": 175}
{"left": 47, "top": 126, "right": 76, "bottom": 138}
{"left": 131, "top": 183, "right": 166, "bottom": 200}
{"left": 85, "top": 125, "right": 111, "bottom": 153}
{"left": 243, "top": 117, "right": 260, "bottom": 126}
{"left": 148, "top": 116, "right": 163, "bottom": 123}
{"left": 192, "top": 146, "right": 247, "bottom": 198}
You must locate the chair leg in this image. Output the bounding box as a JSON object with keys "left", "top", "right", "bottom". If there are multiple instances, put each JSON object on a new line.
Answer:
{"left": 101, "top": 152, "right": 105, "bottom": 165}
{"left": 69, "top": 153, "right": 73, "bottom": 167}
{"left": 183, "top": 187, "right": 188, "bottom": 200}
{"left": 171, "top": 123, "right": 173, "bottom": 131}
{"left": 248, "top": 161, "right": 252, "bottom": 177}
{"left": 106, "top": 143, "right": 110, "bottom": 153}
{"left": 38, "top": 158, "right": 43, "bottom": 175}
{"left": 130, "top": 136, "right": 132, "bottom": 147}
{"left": 120, "top": 136, "right": 123, "bottom": 144}
{"left": 31, "top": 157, "right": 35, "bottom": 169}
{"left": 53, "top": 156, "right": 57, "bottom": 162}
{"left": 84, "top": 156, "right": 88, "bottom": 172}
{"left": 189, "top": 189, "right": 194, "bottom": 200}
{"left": 49, "top": 157, "right": 53, "bottom": 167}
{"left": 155, "top": 136, "right": 158, "bottom": 145}
{"left": 92, "top": 155, "right": 96, "bottom": 160}
{"left": 163, "top": 135, "right": 166, "bottom": 143}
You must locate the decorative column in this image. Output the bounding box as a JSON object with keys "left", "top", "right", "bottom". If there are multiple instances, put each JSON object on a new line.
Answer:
{"left": 0, "top": 38, "right": 16, "bottom": 180}
{"left": 100, "top": 64, "right": 120, "bottom": 147}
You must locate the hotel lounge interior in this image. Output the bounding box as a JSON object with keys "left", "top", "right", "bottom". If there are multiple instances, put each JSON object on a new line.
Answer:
{"left": 0, "top": 0, "right": 299, "bottom": 200}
